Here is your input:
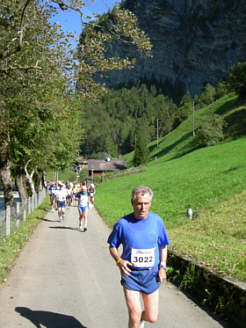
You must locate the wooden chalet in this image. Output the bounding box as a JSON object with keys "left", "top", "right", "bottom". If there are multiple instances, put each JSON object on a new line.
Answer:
{"left": 75, "top": 157, "right": 88, "bottom": 171}
{"left": 87, "top": 159, "right": 127, "bottom": 177}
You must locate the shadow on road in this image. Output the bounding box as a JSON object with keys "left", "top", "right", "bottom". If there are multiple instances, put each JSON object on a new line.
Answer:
{"left": 15, "top": 307, "right": 87, "bottom": 328}
{"left": 39, "top": 218, "right": 60, "bottom": 223}
{"left": 48, "top": 226, "right": 81, "bottom": 231}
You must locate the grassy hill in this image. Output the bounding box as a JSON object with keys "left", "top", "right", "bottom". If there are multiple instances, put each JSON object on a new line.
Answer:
{"left": 95, "top": 93, "right": 246, "bottom": 281}
{"left": 124, "top": 93, "right": 246, "bottom": 164}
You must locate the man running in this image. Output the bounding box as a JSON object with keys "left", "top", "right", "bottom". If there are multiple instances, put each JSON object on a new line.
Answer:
{"left": 66, "top": 183, "right": 73, "bottom": 208}
{"left": 75, "top": 185, "right": 89, "bottom": 231}
{"left": 88, "top": 183, "right": 96, "bottom": 206}
{"left": 56, "top": 183, "right": 68, "bottom": 222}
{"left": 107, "top": 186, "right": 170, "bottom": 328}
{"left": 48, "top": 181, "right": 58, "bottom": 212}
{"left": 73, "top": 182, "right": 81, "bottom": 207}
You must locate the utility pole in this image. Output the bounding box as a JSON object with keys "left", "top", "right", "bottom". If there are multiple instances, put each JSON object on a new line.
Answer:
{"left": 192, "top": 101, "right": 196, "bottom": 136}
{"left": 54, "top": 170, "right": 58, "bottom": 181}
{"left": 156, "top": 118, "right": 159, "bottom": 147}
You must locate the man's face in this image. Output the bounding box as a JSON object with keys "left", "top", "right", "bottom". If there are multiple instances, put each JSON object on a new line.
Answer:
{"left": 131, "top": 192, "right": 152, "bottom": 220}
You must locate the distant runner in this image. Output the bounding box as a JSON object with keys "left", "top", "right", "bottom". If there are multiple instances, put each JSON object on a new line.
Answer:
{"left": 88, "top": 183, "right": 96, "bottom": 207}
{"left": 73, "top": 182, "right": 81, "bottom": 207}
{"left": 75, "top": 185, "right": 89, "bottom": 231}
{"left": 48, "top": 181, "right": 58, "bottom": 212}
{"left": 66, "top": 183, "right": 73, "bottom": 208}
{"left": 107, "top": 186, "right": 170, "bottom": 328}
{"left": 56, "top": 183, "right": 68, "bottom": 222}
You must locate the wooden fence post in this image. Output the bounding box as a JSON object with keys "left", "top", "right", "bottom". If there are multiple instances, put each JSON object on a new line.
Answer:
{"left": 5, "top": 205, "right": 11, "bottom": 236}
{"left": 16, "top": 202, "right": 20, "bottom": 227}
{"left": 28, "top": 197, "right": 31, "bottom": 214}
{"left": 23, "top": 201, "right": 27, "bottom": 221}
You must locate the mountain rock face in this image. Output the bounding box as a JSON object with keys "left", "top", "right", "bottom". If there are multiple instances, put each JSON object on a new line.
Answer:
{"left": 103, "top": 0, "right": 246, "bottom": 97}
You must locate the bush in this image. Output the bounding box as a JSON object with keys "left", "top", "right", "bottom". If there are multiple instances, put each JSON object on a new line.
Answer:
{"left": 225, "top": 62, "right": 246, "bottom": 98}
{"left": 195, "top": 114, "right": 226, "bottom": 147}
{"left": 173, "top": 103, "right": 193, "bottom": 128}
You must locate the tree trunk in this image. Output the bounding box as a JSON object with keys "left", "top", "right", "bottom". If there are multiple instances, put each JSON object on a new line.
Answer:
{"left": 0, "top": 159, "right": 14, "bottom": 208}
{"left": 34, "top": 169, "right": 44, "bottom": 192}
{"left": 24, "top": 160, "right": 35, "bottom": 195}
{"left": 15, "top": 173, "right": 28, "bottom": 204}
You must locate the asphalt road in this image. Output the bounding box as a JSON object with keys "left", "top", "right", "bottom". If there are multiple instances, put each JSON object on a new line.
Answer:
{"left": 0, "top": 205, "right": 227, "bottom": 328}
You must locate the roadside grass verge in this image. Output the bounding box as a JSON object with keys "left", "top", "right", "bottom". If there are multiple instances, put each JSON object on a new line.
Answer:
{"left": 0, "top": 197, "right": 50, "bottom": 285}
{"left": 95, "top": 137, "right": 246, "bottom": 281}
{"left": 168, "top": 190, "right": 246, "bottom": 281}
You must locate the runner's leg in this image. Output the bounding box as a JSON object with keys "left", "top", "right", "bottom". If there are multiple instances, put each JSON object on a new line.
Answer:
{"left": 83, "top": 208, "right": 88, "bottom": 231}
{"left": 58, "top": 205, "right": 62, "bottom": 221}
{"left": 61, "top": 205, "right": 65, "bottom": 220}
{"left": 51, "top": 196, "right": 56, "bottom": 212}
{"left": 78, "top": 208, "right": 83, "bottom": 230}
{"left": 123, "top": 288, "right": 142, "bottom": 328}
{"left": 141, "top": 289, "right": 159, "bottom": 323}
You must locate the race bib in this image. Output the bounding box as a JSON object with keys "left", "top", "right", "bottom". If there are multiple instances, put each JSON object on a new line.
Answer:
{"left": 131, "top": 248, "right": 155, "bottom": 268}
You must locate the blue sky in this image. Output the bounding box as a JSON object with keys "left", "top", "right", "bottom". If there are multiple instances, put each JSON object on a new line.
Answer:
{"left": 51, "top": 0, "right": 120, "bottom": 48}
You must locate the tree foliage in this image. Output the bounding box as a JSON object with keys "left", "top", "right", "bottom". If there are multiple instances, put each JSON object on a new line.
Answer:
{"left": 0, "top": 0, "right": 84, "bottom": 203}
{"left": 173, "top": 91, "right": 193, "bottom": 128}
{"left": 133, "top": 133, "right": 149, "bottom": 167}
{"left": 0, "top": 0, "right": 152, "bottom": 204}
{"left": 195, "top": 114, "right": 226, "bottom": 147}
{"left": 225, "top": 61, "right": 246, "bottom": 98}
{"left": 77, "top": 4, "right": 152, "bottom": 99}
{"left": 79, "top": 82, "right": 176, "bottom": 157}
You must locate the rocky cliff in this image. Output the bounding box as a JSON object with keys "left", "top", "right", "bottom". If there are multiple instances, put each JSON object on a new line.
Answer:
{"left": 101, "top": 0, "right": 246, "bottom": 98}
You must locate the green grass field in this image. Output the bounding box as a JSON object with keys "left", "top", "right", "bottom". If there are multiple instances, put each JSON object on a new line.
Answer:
{"left": 0, "top": 197, "right": 51, "bottom": 285}
{"left": 95, "top": 94, "right": 246, "bottom": 281}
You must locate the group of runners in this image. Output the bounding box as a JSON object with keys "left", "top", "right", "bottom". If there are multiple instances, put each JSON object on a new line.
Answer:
{"left": 47, "top": 180, "right": 96, "bottom": 231}
{"left": 48, "top": 182, "right": 169, "bottom": 328}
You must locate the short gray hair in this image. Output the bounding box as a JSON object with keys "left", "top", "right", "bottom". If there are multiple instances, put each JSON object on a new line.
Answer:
{"left": 131, "top": 186, "right": 153, "bottom": 201}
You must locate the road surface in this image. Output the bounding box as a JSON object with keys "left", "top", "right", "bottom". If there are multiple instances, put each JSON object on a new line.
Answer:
{"left": 0, "top": 205, "right": 227, "bottom": 327}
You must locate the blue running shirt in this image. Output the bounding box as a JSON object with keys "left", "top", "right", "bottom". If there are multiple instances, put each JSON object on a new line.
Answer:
{"left": 108, "top": 212, "right": 170, "bottom": 269}
{"left": 75, "top": 191, "right": 88, "bottom": 207}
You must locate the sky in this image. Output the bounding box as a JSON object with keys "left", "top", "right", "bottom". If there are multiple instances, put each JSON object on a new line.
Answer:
{"left": 51, "top": 0, "right": 120, "bottom": 48}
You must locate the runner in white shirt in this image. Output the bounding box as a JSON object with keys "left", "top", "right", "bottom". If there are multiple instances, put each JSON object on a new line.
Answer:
{"left": 56, "top": 183, "right": 68, "bottom": 222}
{"left": 88, "top": 183, "right": 96, "bottom": 207}
{"left": 66, "top": 183, "right": 73, "bottom": 208}
{"left": 74, "top": 186, "right": 89, "bottom": 231}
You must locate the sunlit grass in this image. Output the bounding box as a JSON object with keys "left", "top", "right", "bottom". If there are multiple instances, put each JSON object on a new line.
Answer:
{"left": 97, "top": 137, "right": 246, "bottom": 223}
{"left": 168, "top": 190, "right": 246, "bottom": 281}
{"left": 96, "top": 138, "right": 246, "bottom": 281}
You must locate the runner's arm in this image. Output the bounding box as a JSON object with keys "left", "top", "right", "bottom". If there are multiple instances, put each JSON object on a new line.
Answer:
{"left": 109, "top": 247, "right": 132, "bottom": 277}
{"left": 158, "top": 245, "right": 168, "bottom": 282}
{"left": 159, "top": 245, "right": 168, "bottom": 264}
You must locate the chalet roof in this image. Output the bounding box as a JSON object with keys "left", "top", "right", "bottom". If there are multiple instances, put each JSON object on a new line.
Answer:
{"left": 87, "top": 159, "right": 127, "bottom": 172}
{"left": 76, "top": 156, "right": 87, "bottom": 163}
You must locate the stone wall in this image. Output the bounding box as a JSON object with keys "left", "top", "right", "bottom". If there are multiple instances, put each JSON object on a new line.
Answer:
{"left": 168, "top": 251, "right": 246, "bottom": 327}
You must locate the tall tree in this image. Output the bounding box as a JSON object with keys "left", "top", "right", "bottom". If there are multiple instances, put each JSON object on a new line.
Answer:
{"left": 0, "top": 1, "right": 79, "bottom": 205}
{"left": 77, "top": 4, "right": 151, "bottom": 98}
{"left": 133, "top": 133, "right": 149, "bottom": 167}
{"left": 225, "top": 62, "right": 246, "bottom": 98}
{"left": 0, "top": 0, "right": 152, "bottom": 206}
